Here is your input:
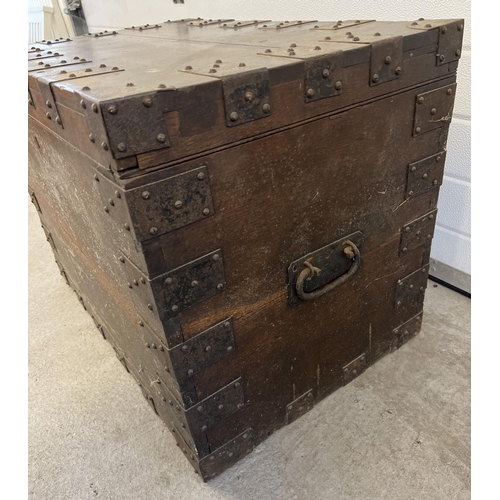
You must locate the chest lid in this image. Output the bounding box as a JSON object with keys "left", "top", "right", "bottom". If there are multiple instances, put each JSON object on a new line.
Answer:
{"left": 27, "top": 18, "right": 464, "bottom": 174}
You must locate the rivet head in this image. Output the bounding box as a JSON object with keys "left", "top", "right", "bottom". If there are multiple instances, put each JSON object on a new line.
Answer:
{"left": 229, "top": 111, "right": 239, "bottom": 122}
{"left": 197, "top": 172, "right": 205, "bottom": 181}
{"left": 205, "top": 345, "right": 211, "bottom": 352}
{"left": 374, "top": 32, "right": 381, "bottom": 36}
{"left": 411, "top": 166, "right": 417, "bottom": 172}
{"left": 45, "top": 112, "right": 52, "bottom": 120}
{"left": 191, "top": 280, "right": 199, "bottom": 287}
{"left": 174, "top": 200, "right": 183, "bottom": 209}
{"left": 182, "top": 345, "right": 189, "bottom": 352}
{"left": 415, "top": 127, "right": 421, "bottom": 134}
{"left": 441, "top": 26, "right": 447, "bottom": 34}
{"left": 405, "top": 227, "right": 411, "bottom": 233}
{"left": 91, "top": 103, "right": 98, "bottom": 113}
{"left": 133, "top": 280, "right": 138, "bottom": 287}
{"left": 325, "top": 36, "right": 331, "bottom": 40}
{"left": 104, "top": 206, "right": 109, "bottom": 213}
{"left": 94, "top": 174, "right": 99, "bottom": 182}
{"left": 227, "top": 345, "right": 233, "bottom": 352}
{"left": 108, "top": 105, "right": 117, "bottom": 114}
{"left": 262, "top": 103, "right": 271, "bottom": 114}
{"left": 187, "top": 369, "right": 194, "bottom": 376}
{"left": 425, "top": 24, "right": 432, "bottom": 28}
{"left": 89, "top": 134, "right": 95, "bottom": 143}
{"left": 212, "top": 253, "right": 220, "bottom": 262}
{"left": 306, "top": 88, "right": 315, "bottom": 98}
{"left": 185, "top": 65, "right": 192, "bottom": 70}
{"left": 244, "top": 91, "right": 253, "bottom": 102}
{"left": 447, "top": 88, "right": 453, "bottom": 95}
{"left": 142, "top": 191, "right": 150, "bottom": 199}
{"left": 314, "top": 46, "right": 321, "bottom": 51}
{"left": 458, "top": 24, "right": 463, "bottom": 31}
{"left": 201, "top": 425, "right": 208, "bottom": 432}
{"left": 353, "top": 37, "right": 360, "bottom": 41}
{"left": 108, "top": 198, "right": 115, "bottom": 207}
{"left": 436, "top": 156, "right": 442, "bottom": 162}
{"left": 265, "top": 49, "right": 272, "bottom": 53}
{"left": 101, "top": 142, "right": 109, "bottom": 151}
{"left": 80, "top": 99, "right": 87, "bottom": 109}
{"left": 202, "top": 208, "right": 210, "bottom": 216}
{"left": 165, "top": 277, "right": 173, "bottom": 285}
{"left": 372, "top": 74, "right": 379, "bottom": 83}
{"left": 402, "top": 247, "right": 408, "bottom": 253}
{"left": 430, "top": 108, "right": 437, "bottom": 115}
{"left": 147, "top": 304, "right": 153, "bottom": 311}
{"left": 117, "top": 143, "right": 127, "bottom": 152}
{"left": 218, "top": 404, "right": 224, "bottom": 410}
{"left": 334, "top": 81, "right": 342, "bottom": 91}
{"left": 395, "top": 67, "right": 402, "bottom": 75}
{"left": 215, "top": 59, "right": 222, "bottom": 64}
{"left": 235, "top": 382, "right": 240, "bottom": 388}
{"left": 143, "top": 97, "right": 153, "bottom": 107}
{"left": 209, "top": 68, "right": 217, "bottom": 73}
{"left": 127, "top": 282, "right": 132, "bottom": 288}
{"left": 422, "top": 173, "right": 428, "bottom": 179}
{"left": 439, "top": 54, "right": 445, "bottom": 62}
{"left": 238, "top": 62, "right": 246, "bottom": 67}
{"left": 149, "top": 227, "right": 158, "bottom": 235}
{"left": 408, "top": 190, "right": 414, "bottom": 195}
{"left": 417, "top": 96, "right": 424, "bottom": 104}
{"left": 55, "top": 117, "right": 62, "bottom": 125}
{"left": 455, "top": 49, "right": 461, "bottom": 57}
{"left": 119, "top": 256, "right": 125, "bottom": 263}
{"left": 322, "top": 69, "right": 330, "bottom": 78}
{"left": 223, "top": 321, "right": 230, "bottom": 328}
{"left": 171, "top": 305, "right": 179, "bottom": 312}
{"left": 139, "top": 320, "right": 144, "bottom": 327}
{"left": 429, "top": 214, "right": 434, "bottom": 220}
{"left": 217, "top": 282, "right": 224, "bottom": 291}
{"left": 157, "top": 133, "right": 166, "bottom": 143}
{"left": 385, "top": 56, "right": 392, "bottom": 65}
{"left": 433, "top": 179, "right": 439, "bottom": 185}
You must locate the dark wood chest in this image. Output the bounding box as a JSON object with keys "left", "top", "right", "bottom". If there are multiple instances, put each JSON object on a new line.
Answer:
{"left": 28, "top": 17, "right": 464, "bottom": 481}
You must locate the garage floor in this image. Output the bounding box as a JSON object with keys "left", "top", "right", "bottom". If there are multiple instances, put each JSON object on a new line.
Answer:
{"left": 28, "top": 202, "right": 471, "bottom": 500}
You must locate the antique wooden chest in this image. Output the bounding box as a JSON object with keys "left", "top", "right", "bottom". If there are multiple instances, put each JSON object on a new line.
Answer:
{"left": 28, "top": 17, "right": 464, "bottom": 480}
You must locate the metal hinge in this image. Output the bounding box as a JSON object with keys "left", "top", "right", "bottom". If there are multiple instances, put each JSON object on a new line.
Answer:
{"left": 406, "top": 152, "right": 446, "bottom": 198}
{"left": 414, "top": 83, "right": 456, "bottom": 136}
{"left": 400, "top": 209, "right": 437, "bottom": 255}
{"left": 391, "top": 313, "right": 423, "bottom": 351}
{"left": 286, "top": 389, "right": 314, "bottom": 424}
{"left": 394, "top": 264, "right": 429, "bottom": 308}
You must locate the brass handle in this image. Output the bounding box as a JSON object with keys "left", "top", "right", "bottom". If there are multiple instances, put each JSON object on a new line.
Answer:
{"left": 295, "top": 240, "right": 361, "bottom": 301}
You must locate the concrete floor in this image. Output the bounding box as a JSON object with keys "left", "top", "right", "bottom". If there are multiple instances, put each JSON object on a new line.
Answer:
{"left": 28, "top": 202, "right": 471, "bottom": 500}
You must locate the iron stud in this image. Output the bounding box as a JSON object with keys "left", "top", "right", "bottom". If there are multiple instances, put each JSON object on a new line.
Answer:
{"left": 202, "top": 208, "right": 210, "bottom": 216}
{"left": 142, "top": 191, "right": 150, "bottom": 199}
{"left": 149, "top": 227, "right": 158, "bottom": 235}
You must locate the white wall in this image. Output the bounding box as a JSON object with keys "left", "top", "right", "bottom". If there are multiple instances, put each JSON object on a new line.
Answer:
{"left": 84, "top": 0, "right": 471, "bottom": 283}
